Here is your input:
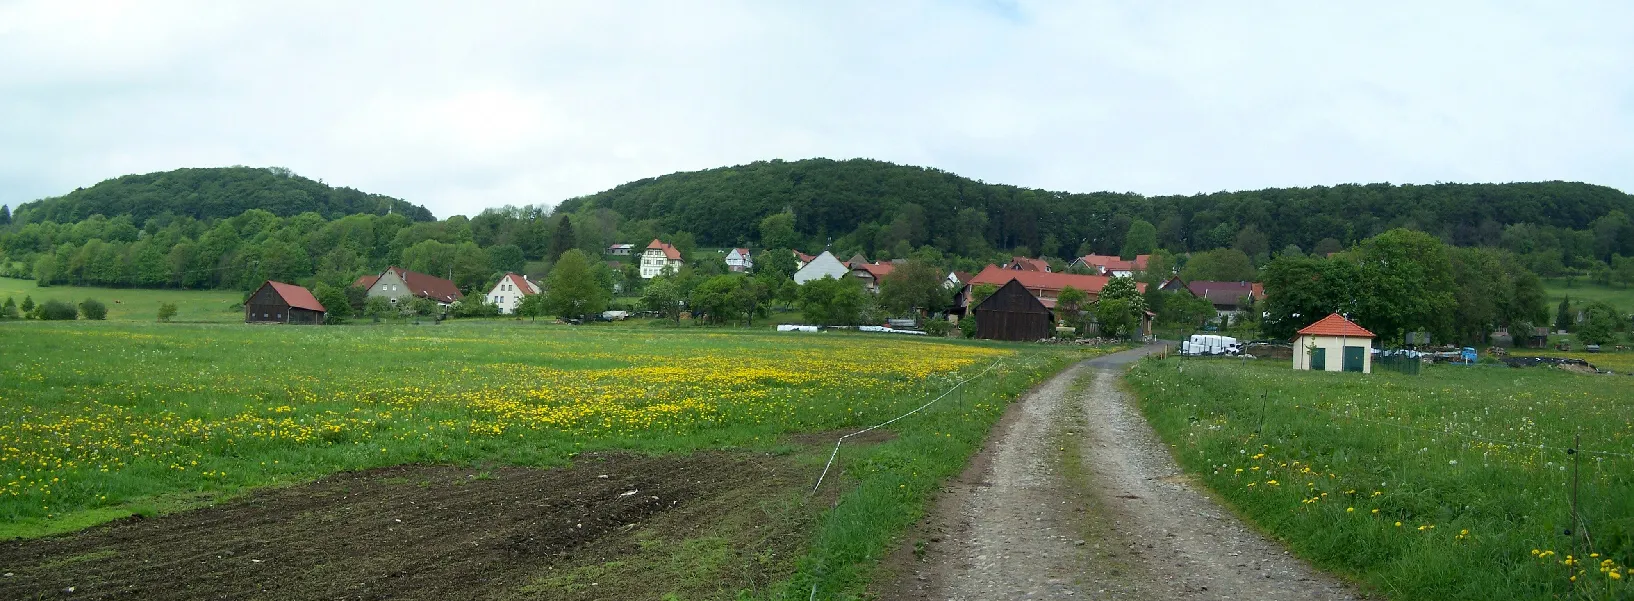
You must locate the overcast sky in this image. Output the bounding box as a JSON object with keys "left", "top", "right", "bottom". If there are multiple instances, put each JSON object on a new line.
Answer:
{"left": 3, "top": 1, "right": 1631, "bottom": 219}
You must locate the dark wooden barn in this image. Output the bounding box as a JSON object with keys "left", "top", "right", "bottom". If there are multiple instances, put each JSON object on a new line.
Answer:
{"left": 245, "top": 280, "right": 327, "bottom": 325}
{"left": 974, "top": 279, "right": 1053, "bottom": 341}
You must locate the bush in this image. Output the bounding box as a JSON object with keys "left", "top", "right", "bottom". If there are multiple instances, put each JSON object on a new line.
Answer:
{"left": 39, "top": 299, "right": 79, "bottom": 320}
{"left": 79, "top": 298, "right": 108, "bottom": 320}
{"left": 922, "top": 319, "right": 953, "bottom": 337}
{"left": 0, "top": 297, "right": 16, "bottom": 319}
{"left": 959, "top": 315, "right": 978, "bottom": 338}
{"left": 157, "top": 302, "right": 178, "bottom": 322}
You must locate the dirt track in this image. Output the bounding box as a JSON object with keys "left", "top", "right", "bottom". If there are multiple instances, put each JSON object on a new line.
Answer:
{"left": 879, "top": 346, "right": 1366, "bottom": 600}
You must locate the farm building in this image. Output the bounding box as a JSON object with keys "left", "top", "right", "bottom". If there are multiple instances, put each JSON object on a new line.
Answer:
{"left": 1292, "top": 313, "right": 1375, "bottom": 373}
{"left": 973, "top": 279, "right": 1054, "bottom": 341}
{"left": 793, "top": 251, "right": 851, "bottom": 284}
{"left": 245, "top": 280, "right": 326, "bottom": 324}
{"left": 607, "top": 243, "right": 635, "bottom": 256}
{"left": 358, "top": 266, "right": 464, "bottom": 306}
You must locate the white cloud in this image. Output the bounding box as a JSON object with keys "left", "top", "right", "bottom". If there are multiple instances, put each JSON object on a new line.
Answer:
{"left": 2, "top": 0, "right": 1631, "bottom": 218}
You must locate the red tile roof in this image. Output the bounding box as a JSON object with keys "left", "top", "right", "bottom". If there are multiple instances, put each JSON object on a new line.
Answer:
{"left": 950, "top": 270, "right": 973, "bottom": 284}
{"left": 1185, "top": 281, "right": 1265, "bottom": 307}
{"left": 1077, "top": 254, "right": 1150, "bottom": 273}
{"left": 499, "top": 272, "right": 538, "bottom": 296}
{"left": 266, "top": 281, "right": 325, "bottom": 312}
{"left": 968, "top": 265, "right": 1146, "bottom": 297}
{"left": 385, "top": 266, "right": 464, "bottom": 303}
{"left": 1297, "top": 313, "right": 1375, "bottom": 338}
{"left": 646, "top": 239, "right": 682, "bottom": 260}
{"left": 351, "top": 274, "right": 380, "bottom": 289}
{"left": 1006, "top": 256, "right": 1050, "bottom": 272}
{"left": 795, "top": 251, "right": 817, "bottom": 263}
{"left": 853, "top": 262, "right": 895, "bottom": 279}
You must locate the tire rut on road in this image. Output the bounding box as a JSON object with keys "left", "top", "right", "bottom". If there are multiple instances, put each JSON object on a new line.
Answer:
{"left": 877, "top": 345, "right": 1366, "bottom": 600}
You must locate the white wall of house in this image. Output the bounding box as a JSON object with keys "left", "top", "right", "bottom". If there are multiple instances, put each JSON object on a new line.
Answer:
{"left": 485, "top": 277, "right": 539, "bottom": 314}
{"left": 725, "top": 249, "right": 753, "bottom": 272}
{"left": 639, "top": 250, "right": 682, "bottom": 279}
{"left": 1292, "top": 334, "right": 1373, "bottom": 373}
{"left": 793, "top": 251, "right": 852, "bottom": 284}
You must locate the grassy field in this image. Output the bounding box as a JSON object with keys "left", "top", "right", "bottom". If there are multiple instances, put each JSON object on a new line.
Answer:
{"left": 1128, "top": 358, "right": 1633, "bottom": 600}
{"left": 0, "top": 277, "right": 243, "bottom": 322}
{"left": 1509, "top": 349, "right": 1634, "bottom": 375}
{"left": 1543, "top": 278, "right": 1634, "bottom": 312}
{"left": 0, "top": 320, "right": 1105, "bottom": 597}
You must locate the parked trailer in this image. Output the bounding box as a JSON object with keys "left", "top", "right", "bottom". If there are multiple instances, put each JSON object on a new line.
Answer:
{"left": 1182, "top": 334, "right": 1242, "bottom": 356}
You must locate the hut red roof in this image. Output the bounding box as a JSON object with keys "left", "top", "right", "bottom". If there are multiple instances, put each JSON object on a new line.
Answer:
{"left": 266, "top": 281, "right": 325, "bottom": 312}
{"left": 1296, "top": 313, "right": 1375, "bottom": 338}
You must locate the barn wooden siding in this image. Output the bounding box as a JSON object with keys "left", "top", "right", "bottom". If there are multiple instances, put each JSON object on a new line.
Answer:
{"left": 974, "top": 279, "right": 1053, "bottom": 341}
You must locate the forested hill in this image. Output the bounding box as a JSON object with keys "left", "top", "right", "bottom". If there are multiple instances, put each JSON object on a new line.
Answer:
{"left": 12, "top": 166, "right": 435, "bottom": 224}
{"left": 557, "top": 158, "right": 1634, "bottom": 259}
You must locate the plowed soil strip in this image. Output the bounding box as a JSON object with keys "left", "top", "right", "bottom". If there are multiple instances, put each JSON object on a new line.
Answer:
{"left": 0, "top": 452, "right": 815, "bottom": 601}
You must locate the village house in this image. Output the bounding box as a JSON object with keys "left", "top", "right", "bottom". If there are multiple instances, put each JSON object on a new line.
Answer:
{"left": 1002, "top": 256, "right": 1050, "bottom": 272}
{"left": 607, "top": 243, "right": 635, "bottom": 256}
{"left": 793, "top": 250, "right": 817, "bottom": 270}
{"left": 724, "top": 248, "right": 754, "bottom": 272}
{"left": 850, "top": 261, "right": 895, "bottom": 293}
{"left": 639, "top": 239, "right": 684, "bottom": 278}
{"left": 1070, "top": 254, "right": 1151, "bottom": 277}
{"left": 1293, "top": 313, "right": 1375, "bottom": 373}
{"left": 356, "top": 266, "right": 464, "bottom": 306}
{"left": 245, "top": 280, "right": 326, "bottom": 325}
{"left": 484, "top": 272, "right": 540, "bottom": 315}
{"left": 792, "top": 251, "right": 851, "bottom": 284}
{"left": 964, "top": 265, "right": 1151, "bottom": 336}
{"left": 1163, "top": 277, "right": 1266, "bottom": 319}
{"left": 944, "top": 270, "right": 973, "bottom": 290}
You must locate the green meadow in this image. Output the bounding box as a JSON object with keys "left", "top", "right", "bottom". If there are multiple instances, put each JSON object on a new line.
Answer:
{"left": 0, "top": 277, "right": 243, "bottom": 322}
{"left": 1128, "top": 358, "right": 1634, "bottom": 600}
{"left": 1543, "top": 278, "right": 1634, "bottom": 313}
{"left": 0, "top": 319, "right": 1105, "bottom": 597}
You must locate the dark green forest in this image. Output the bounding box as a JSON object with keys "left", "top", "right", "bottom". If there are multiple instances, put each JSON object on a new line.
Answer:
{"left": 2, "top": 159, "right": 1632, "bottom": 315}
{"left": 12, "top": 166, "right": 435, "bottom": 224}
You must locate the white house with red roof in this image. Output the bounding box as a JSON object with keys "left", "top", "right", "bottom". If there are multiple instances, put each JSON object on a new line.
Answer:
{"left": 639, "top": 239, "right": 684, "bottom": 279}
{"left": 484, "top": 272, "right": 540, "bottom": 315}
{"left": 724, "top": 248, "right": 753, "bottom": 272}
{"left": 1292, "top": 313, "right": 1375, "bottom": 373}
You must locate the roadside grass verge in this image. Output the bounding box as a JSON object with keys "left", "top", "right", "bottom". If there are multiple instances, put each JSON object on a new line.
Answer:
{"left": 1127, "top": 358, "right": 1634, "bottom": 601}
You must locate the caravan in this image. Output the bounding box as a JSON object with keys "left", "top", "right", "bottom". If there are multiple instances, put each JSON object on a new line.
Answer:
{"left": 1181, "top": 334, "right": 1242, "bottom": 356}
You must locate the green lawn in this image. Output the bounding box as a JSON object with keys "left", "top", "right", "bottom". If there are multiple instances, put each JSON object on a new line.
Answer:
{"left": 1542, "top": 277, "right": 1634, "bottom": 312}
{"left": 1128, "top": 358, "right": 1634, "bottom": 600}
{"left": 0, "top": 319, "right": 1104, "bottom": 597}
{"left": 0, "top": 277, "right": 244, "bottom": 322}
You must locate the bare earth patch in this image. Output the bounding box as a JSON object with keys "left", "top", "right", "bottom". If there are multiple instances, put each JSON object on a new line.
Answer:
{"left": 0, "top": 452, "right": 819, "bottom": 601}
{"left": 877, "top": 346, "right": 1369, "bottom": 600}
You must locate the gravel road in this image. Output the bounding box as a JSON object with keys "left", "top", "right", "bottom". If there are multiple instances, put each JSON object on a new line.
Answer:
{"left": 877, "top": 345, "right": 1365, "bottom": 600}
